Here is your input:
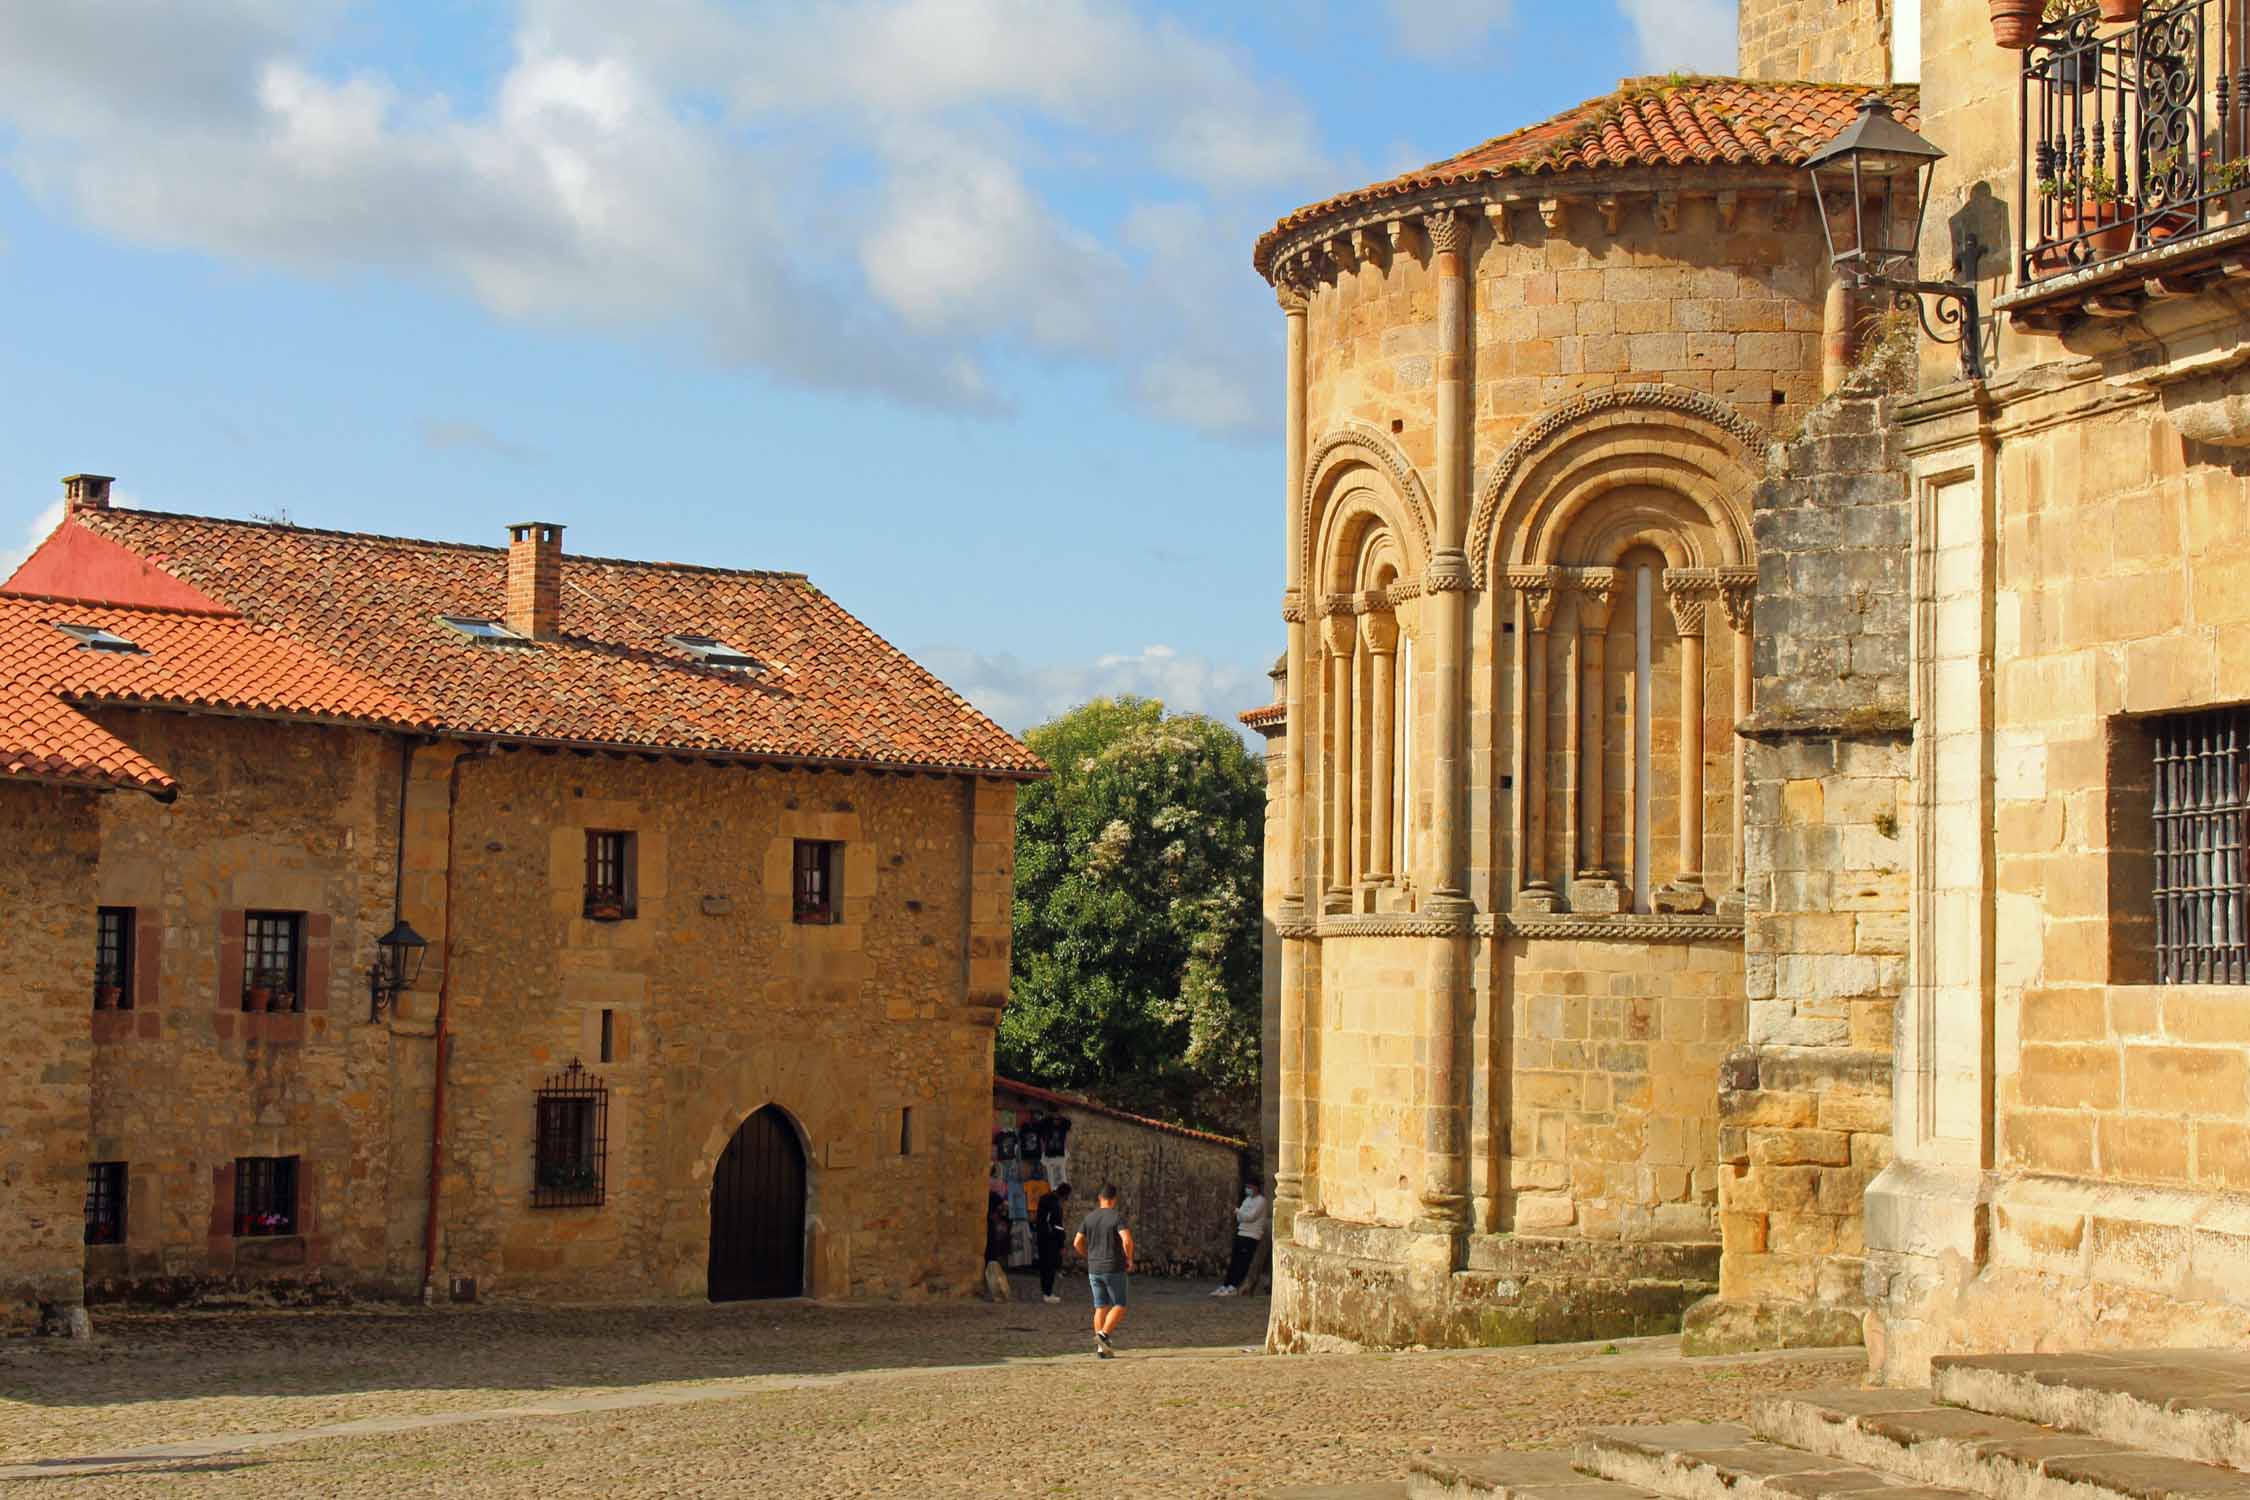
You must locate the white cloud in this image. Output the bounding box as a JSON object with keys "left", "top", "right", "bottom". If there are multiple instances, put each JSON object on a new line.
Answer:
{"left": 0, "top": 499, "right": 66, "bottom": 581}
{"left": 1386, "top": 0, "right": 1513, "bottom": 62}
{"left": 920, "top": 643, "right": 1273, "bottom": 737}
{"left": 1617, "top": 0, "right": 1738, "bottom": 74}
{"left": 422, "top": 418, "right": 534, "bottom": 461}
{"left": 0, "top": 0, "right": 1326, "bottom": 430}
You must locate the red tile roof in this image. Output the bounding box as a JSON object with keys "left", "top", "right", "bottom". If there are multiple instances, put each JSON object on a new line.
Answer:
{"left": 1255, "top": 77, "right": 1919, "bottom": 275}
{"left": 0, "top": 594, "right": 429, "bottom": 793}
{"left": 21, "top": 509, "right": 1041, "bottom": 779}
{"left": 994, "top": 1076, "right": 1249, "bottom": 1151}
{"left": 1238, "top": 703, "right": 1286, "bottom": 730}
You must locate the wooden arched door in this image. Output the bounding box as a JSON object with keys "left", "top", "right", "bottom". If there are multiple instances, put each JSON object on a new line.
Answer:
{"left": 708, "top": 1106, "right": 807, "bottom": 1301}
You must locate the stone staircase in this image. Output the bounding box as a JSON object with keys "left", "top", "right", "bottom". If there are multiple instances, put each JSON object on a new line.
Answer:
{"left": 1269, "top": 1351, "right": 2250, "bottom": 1500}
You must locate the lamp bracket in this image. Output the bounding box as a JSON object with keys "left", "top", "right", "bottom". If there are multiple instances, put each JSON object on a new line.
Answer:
{"left": 1843, "top": 262, "right": 1987, "bottom": 383}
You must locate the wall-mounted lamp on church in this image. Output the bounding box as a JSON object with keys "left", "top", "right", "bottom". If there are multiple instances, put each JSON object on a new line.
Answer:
{"left": 1807, "top": 97, "right": 1987, "bottom": 383}
{"left": 368, "top": 919, "right": 428, "bottom": 1023}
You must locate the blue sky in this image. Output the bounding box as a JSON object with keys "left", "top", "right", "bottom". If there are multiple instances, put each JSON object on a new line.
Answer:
{"left": 0, "top": 0, "right": 1735, "bottom": 732}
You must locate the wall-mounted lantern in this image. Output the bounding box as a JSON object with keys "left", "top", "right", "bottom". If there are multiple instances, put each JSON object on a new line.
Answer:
{"left": 368, "top": 919, "right": 428, "bottom": 1023}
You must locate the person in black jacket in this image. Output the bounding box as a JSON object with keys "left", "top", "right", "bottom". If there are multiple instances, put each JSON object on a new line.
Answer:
{"left": 1034, "top": 1183, "right": 1072, "bottom": 1303}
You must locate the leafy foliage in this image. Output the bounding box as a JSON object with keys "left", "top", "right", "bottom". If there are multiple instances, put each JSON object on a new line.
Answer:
{"left": 1000, "top": 696, "right": 1266, "bottom": 1138}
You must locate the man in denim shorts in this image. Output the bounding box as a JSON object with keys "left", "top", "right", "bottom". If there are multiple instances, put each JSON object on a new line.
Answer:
{"left": 1073, "top": 1183, "right": 1135, "bottom": 1358}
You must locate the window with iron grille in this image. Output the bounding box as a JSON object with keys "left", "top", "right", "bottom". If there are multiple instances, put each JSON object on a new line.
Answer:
{"left": 85, "top": 1161, "right": 126, "bottom": 1246}
{"left": 793, "top": 840, "right": 840, "bottom": 924}
{"left": 532, "top": 1060, "right": 607, "bottom": 1208}
{"left": 583, "top": 830, "right": 635, "bottom": 919}
{"left": 2152, "top": 709, "right": 2250, "bottom": 985}
{"left": 95, "top": 906, "right": 134, "bottom": 1011}
{"left": 243, "top": 912, "right": 303, "bottom": 1013}
{"left": 233, "top": 1156, "right": 298, "bottom": 1237}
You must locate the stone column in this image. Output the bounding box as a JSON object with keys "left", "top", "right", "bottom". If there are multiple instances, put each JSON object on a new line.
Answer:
{"left": 1276, "top": 277, "right": 1312, "bottom": 1214}
{"left": 1362, "top": 612, "right": 1399, "bottom": 883}
{"left": 1512, "top": 569, "right": 1560, "bottom": 912}
{"left": 1658, "top": 578, "right": 1708, "bottom": 912}
{"left": 1324, "top": 612, "right": 1357, "bottom": 910}
{"left": 1722, "top": 578, "right": 1754, "bottom": 909}
{"left": 1420, "top": 207, "right": 1473, "bottom": 1237}
{"left": 1572, "top": 571, "right": 1622, "bottom": 912}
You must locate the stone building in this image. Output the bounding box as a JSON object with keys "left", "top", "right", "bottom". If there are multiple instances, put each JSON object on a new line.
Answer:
{"left": 1253, "top": 0, "right": 2250, "bottom": 1391}
{"left": 0, "top": 480, "right": 1037, "bottom": 1332}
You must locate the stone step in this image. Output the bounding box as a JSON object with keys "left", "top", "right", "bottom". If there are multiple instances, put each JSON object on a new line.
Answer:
{"left": 1754, "top": 1390, "right": 2250, "bottom": 1500}
{"left": 1575, "top": 1420, "right": 1977, "bottom": 1500}
{"left": 1406, "top": 1448, "right": 1662, "bottom": 1500}
{"left": 1933, "top": 1353, "right": 2250, "bottom": 1472}
{"left": 1263, "top": 1484, "right": 1413, "bottom": 1499}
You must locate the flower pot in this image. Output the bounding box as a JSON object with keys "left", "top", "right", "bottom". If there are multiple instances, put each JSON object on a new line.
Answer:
{"left": 2034, "top": 197, "right": 2135, "bottom": 273}
{"left": 95, "top": 983, "right": 121, "bottom": 1011}
{"left": 2098, "top": 0, "right": 2143, "bottom": 20}
{"left": 1990, "top": 0, "right": 2046, "bottom": 47}
{"left": 586, "top": 901, "right": 625, "bottom": 921}
{"left": 266, "top": 990, "right": 292, "bottom": 1014}
{"left": 246, "top": 984, "right": 270, "bottom": 1012}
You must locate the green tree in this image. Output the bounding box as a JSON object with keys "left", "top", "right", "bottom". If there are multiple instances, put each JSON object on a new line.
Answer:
{"left": 1001, "top": 695, "right": 1265, "bottom": 1136}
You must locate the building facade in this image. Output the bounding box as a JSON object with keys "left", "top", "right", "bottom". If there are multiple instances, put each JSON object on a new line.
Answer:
{"left": 0, "top": 482, "right": 1036, "bottom": 1331}
{"left": 1258, "top": 0, "right": 2250, "bottom": 1382}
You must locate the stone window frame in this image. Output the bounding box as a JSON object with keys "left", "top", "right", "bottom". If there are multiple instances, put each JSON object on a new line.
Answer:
{"left": 531, "top": 1059, "right": 609, "bottom": 1209}
{"left": 582, "top": 829, "right": 637, "bottom": 921}
{"left": 233, "top": 1155, "right": 299, "bottom": 1238}
{"left": 95, "top": 905, "right": 134, "bottom": 1011}
{"left": 793, "top": 839, "right": 842, "bottom": 925}
{"left": 84, "top": 1160, "right": 126, "bottom": 1246}
{"left": 241, "top": 911, "right": 305, "bottom": 1013}
{"left": 2110, "top": 707, "right": 2250, "bottom": 986}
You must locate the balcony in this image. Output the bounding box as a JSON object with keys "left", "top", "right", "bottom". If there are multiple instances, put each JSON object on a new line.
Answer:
{"left": 2007, "top": 0, "right": 2250, "bottom": 326}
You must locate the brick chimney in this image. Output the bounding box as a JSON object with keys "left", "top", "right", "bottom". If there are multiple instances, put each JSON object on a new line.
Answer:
{"left": 505, "top": 522, "right": 565, "bottom": 640}
{"left": 62, "top": 474, "right": 114, "bottom": 515}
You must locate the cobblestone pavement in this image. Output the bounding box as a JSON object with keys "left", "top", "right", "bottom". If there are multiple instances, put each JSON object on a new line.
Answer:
{"left": 3, "top": 1277, "right": 1865, "bottom": 1497}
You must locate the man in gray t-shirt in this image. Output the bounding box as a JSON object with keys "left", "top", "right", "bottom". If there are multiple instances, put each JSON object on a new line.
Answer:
{"left": 1073, "top": 1184, "right": 1136, "bottom": 1358}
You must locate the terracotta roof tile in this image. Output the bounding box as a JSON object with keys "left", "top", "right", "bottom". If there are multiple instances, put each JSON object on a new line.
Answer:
{"left": 1238, "top": 703, "right": 1286, "bottom": 729}
{"left": 1255, "top": 77, "right": 1918, "bottom": 275}
{"left": 57, "top": 510, "right": 1043, "bottom": 778}
{"left": 0, "top": 595, "right": 427, "bottom": 792}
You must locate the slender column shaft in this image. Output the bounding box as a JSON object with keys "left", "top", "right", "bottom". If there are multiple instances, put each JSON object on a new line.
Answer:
{"left": 1678, "top": 627, "right": 1706, "bottom": 884}
{"left": 1580, "top": 627, "right": 1607, "bottom": 875}
{"left": 1326, "top": 617, "right": 1357, "bottom": 896}
{"left": 1525, "top": 610, "right": 1552, "bottom": 893}
{"left": 1364, "top": 613, "right": 1399, "bottom": 882}
{"left": 1275, "top": 280, "right": 1310, "bottom": 1213}
{"left": 1731, "top": 602, "right": 1752, "bottom": 894}
{"left": 1563, "top": 629, "right": 1582, "bottom": 880}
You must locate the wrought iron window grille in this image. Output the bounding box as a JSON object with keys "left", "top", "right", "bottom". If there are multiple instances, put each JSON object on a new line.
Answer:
{"left": 532, "top": 1060, "right": 609, "bottom": 1208}
{"left": 243, "top": 911, "right": 303, "bottom": 1013}
{"left": 793, "top": 839, "right": 839, "bottom": 925}
{"left": 234, "top": 1156, "right": 298, "bottom": 1237}
{"left": 96, "top": 906, "right": 134, "bottom": 1011}
{"left": 2153, "top": 708, "right": 2250, "bottom": 984}
{"left": 2020, "top": 1, "right": 2250, "bottom": 284}
{"left": 85, "top": 1161, "right": 126, "bottom": 1246}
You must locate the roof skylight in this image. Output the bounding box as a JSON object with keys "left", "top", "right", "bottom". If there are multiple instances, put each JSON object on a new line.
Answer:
{"left": 54, "top": 623, "right": 141, "bottom": 653}
{"left": 440, "top": 615, "right": 521, "bottom": 643}
{"left": 668, "top": 634, "right": 762, "bottom": 671}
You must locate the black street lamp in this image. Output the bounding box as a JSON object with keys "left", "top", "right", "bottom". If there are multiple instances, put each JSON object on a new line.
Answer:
{"left": 368, "top": 919, "right": 428, "bottom": 1023}
{"left": 1807, "top": 98, "right": 1987, "bottom": 382}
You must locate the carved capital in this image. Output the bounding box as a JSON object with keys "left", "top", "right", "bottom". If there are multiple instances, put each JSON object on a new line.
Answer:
{"left": 1508, "top": 565, "right": 1559, "bottom": 631}
{"left": 1281, "top": 588, "right": 1309, "bottom": 624}
{"left": 1322, "top": 613, "right": 1359, "bottom": 657}
{"left": 1359, "top": 611, "right": 1399, "bottom": 654}
{"left": 1424, "top": 548, "right": 1473, "bottom": 594}
{"left": 1664, "top": 578, "right": 1707, "bottom": 637}
{"left": 1719, "top": 580, "right": 1754, "bottom": 634}
{"left": 1574, "top": 567, "right": 1621, "bottom": 630}
{"left": 1275, "top": 279, "right": 1310, "bottom": 315}
{"left": 1422, "top": 208, "right": 1469, "bottom": 257}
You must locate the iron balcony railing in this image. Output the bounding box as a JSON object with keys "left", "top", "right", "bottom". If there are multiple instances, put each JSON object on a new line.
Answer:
{"left": 2021, "top": 0, "right": 2250, "bottom": 283}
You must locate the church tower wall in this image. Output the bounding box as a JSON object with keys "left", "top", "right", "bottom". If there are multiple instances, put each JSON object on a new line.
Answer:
{"left": 1738, "top": 0, "right": 1893, "bottom": 84}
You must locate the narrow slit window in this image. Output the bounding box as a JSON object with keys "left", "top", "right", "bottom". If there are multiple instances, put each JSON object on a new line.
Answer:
{"left": 899, "top": 1106, "right": 915, "bottom": 1157}
{"left": 2151, "top": 708, "right": 2250, "bottom": 984}
{"left": 85, "top": 1161, "right": 126, "bottom": 1246}
{"left": 96, "top": 906, "right": 134, "bottom": 1011}
{"left": 234, "top": 1156, "right": 298, "bottom": 1237}
{"left": 243, "top": 912, "right": 303, "bottom": 1013}
{"left": 794, "top": 840, "right": 840, "bottom": 925}
{"left": 532, "top": 1060, "right": 608, "bottom": 1208}
{"left": 583, "top": 831, "right": 635, "bottom": 919}
{"left": 599, "top": 1008, "right": 615, "bottom": 1064}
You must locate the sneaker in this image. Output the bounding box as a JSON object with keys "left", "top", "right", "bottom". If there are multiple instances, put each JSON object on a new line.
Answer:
{"left": 1096, "top": 1330, "right": 1113, "bottom": 1353}
{"left": 1096, "top": 1344, "right": 1114, "bottom": 1359}
{"left": 1042, "top": 1295, "right": 1061, "bottom": 1304}
{"left": 1210, "top": 1285, "right": 1230, "bottom": 1297}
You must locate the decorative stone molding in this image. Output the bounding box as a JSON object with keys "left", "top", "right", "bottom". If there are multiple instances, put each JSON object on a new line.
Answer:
{"left": 1719, "top": 577, "right": 1755, "bottom": 633}
{"left": 1539, "top": 197, "right": 1567, "bottom": 232}
{"left": 1572, "top": 567, "right": 1621, "bottom": 628}
{"left": 1322, "top": 613, "right": 1358, "bottom": 657}
{"left": 1472, "top": 913, "right": 1746, "bottom": 943}
{"left": 1468, "top": 386, "right": 1773, "bottom": 588}
{"left": 1422, "top": 208, "right": 1469, "bottom": 256}
{"left": 1484, "top": 201, "right": 1515, "bottom": 245}
{"left": 1424, "top": 549, "right": 1472, "bottom": 594}
{"left": 1359, "top": 611, "right": 1400, "bottom": 653}
{"left": 1275, "top": 281, "right": 1310, "bottom": 316}
{"left": 1664, "top": 577, "right": 1708, "bottom": 637}
{"left": 1507, "top": 565, "right": 1559, "bottom": 630}
{"left": 1302, "top": 424, "right": 1436, "bottom": 594}
{"left": 1387, "top": 217, "right": 1423, "bottom": 260}
{"left": 1319, "top": 910, "right": 1476, "bottom": 938}
{"left": 1280, "top": 589, "right": 1308, "bottom": 624}
{"left": 1274, "top": 915, "right": 1321, "bottom": 941}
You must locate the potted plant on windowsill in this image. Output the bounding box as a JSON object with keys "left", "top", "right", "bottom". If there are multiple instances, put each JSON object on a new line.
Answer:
{"left": 95, "top": 969, "right": 123, "bottom": 1010}
{"left": 2033, "top": 167, "right": 2133, "bottom": 272}
{"left": 1992, "top": 0, "right": 2047, "bottom": 46}
{"left": 245, "top": 976, "right": 271, "bottom": 1012}
{"left": 584, "top": 887, "right": 626, "bottom": 921}
{"left": 257, "top": 970, "right": 293, "bottom": 1013}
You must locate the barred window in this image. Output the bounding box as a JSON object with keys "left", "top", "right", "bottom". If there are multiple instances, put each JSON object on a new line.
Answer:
{"left": 532, "top": 1060, "right": 608, "bottom": 1208}
{"left": 85, "top": 1161, "right": 126, "bottom": 1246}
{"left": 2152, "top": 709, "right": 2250, "bottom": 985}
{"left": 583, "top": 831, "right": 635, "bottom": 920}
{"left": 243, "top": 912, "right": 303, "bottom": 1013}
{"left": 793, "top": 840, "right": 839, "bottom": 925}
{"left": 96, "top": 906, "right": 134, "bottom": 1011}
{"left": 233, "top": 1156, "right": 298, "bottom": 1237}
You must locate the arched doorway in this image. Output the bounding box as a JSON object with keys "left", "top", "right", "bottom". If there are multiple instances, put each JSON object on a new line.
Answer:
{"left": 708, "top": 1106, "right": 807, "bottom": 1301}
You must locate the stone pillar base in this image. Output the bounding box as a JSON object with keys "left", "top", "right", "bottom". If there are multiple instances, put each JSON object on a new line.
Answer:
{"left": 1513, "top": 884, "right": 1563, "bottom": 915}
{"left": 1653, "top": 880, "right": 1708, "bottom": 914}
{"left": 1569, "top": 876, "right": 1624, "bottom": 914}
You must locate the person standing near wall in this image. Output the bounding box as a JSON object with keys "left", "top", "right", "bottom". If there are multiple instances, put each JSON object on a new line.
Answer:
{"left": 1035, "top": 1183, "right": 1072, "bottom": 1303}
{"left": 1073, "top": 1184, "right": 1135, "bottom": 1358}
{"left": 1212, "top": 1179, "right": 1268, "bottom": 1296}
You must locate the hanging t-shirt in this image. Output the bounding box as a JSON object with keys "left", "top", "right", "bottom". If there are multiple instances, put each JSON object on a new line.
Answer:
{"left": 992, "top": 1129, "right": 1016, "bottom": 1161}
{"left": 1039, "top": 1116, "right": 1072, "bottom": 1156}
{"left": 1022, "top": 1178, "right": 1051, "bottom": 1219}
{"left": 1017, "top": 1122, "right": 1044, "bottom": 1162}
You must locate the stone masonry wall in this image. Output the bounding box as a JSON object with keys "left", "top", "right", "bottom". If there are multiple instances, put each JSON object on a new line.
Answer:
{"left": 1042, "top": 1110, "right": 1245, "bottom": 1279}
{"left": 0, "top": 783, "right": 100, "bottom": 1332}
{"left": 1686, "top": 390, "right": 1908, "bottom": 1354}
{"left": 1737, "top": 0, "right": 1893, "bottom": 85}
{"left": 432, "top": 752, "right": 1010, "bottom": 1304}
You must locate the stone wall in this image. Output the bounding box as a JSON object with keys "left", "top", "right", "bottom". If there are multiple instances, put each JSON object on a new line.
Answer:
{"left": 1686, "top": 390, "right": 1909, "bottom": 1355}
{"left": 1053, "top": 1111, "right": 1245, "bottom": 1278}
{"left": 0, "top": 783, "right": 100, "bottom": 1332}
{"left": 1737, "top": 0, "right": 1893, "bottom": 85}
